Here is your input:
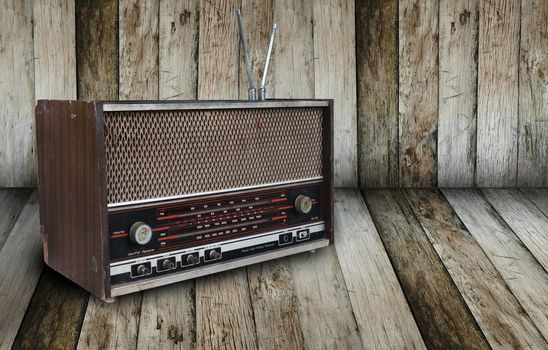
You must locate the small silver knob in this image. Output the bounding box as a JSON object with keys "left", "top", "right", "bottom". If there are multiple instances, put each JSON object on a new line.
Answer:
{"left": 209, "top": 250, "right": 221, "bottom": 260}
{"left": 187, "top": 254, "right": 199, "bottom": 265}
{"left": 294, "top": 195, "right": 312, "bottom": 214}
{"left": 129, "top": 222, "right": 153, "bottom": 245}
{"left": 162, "top": 259, "right": 175, "bottom": 270}
{"left": 136, "top": 264, "right": 150, "bottom": 275}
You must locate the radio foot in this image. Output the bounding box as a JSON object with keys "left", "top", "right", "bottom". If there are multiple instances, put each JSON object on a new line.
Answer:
{"left": 309, "top": 249, "right": 316, "bottom": 254}
{"left": 104, "top": 297, "right": 117, "bottom": 304}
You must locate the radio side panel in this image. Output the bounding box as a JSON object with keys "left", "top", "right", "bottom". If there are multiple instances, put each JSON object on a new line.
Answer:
{"left": 35, "top": 100, "right": 110, "bottom": 299}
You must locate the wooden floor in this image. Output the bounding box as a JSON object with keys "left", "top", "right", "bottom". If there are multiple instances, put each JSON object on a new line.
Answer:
{"left": 1, "top": 188, "right": 547, "bottom": 349}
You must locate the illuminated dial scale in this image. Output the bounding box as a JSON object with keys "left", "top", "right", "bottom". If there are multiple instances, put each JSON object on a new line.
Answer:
{"left": 108, "top": 185, "right": 321, "bottom": 261}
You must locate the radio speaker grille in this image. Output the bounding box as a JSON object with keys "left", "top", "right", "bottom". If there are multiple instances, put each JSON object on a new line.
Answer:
{"left": 104, "top": 107, "right": 323, "bottom": 204}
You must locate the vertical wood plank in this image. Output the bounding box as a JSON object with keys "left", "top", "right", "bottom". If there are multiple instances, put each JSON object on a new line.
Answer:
{"left": 198, "top": 0, "right": 240, "bottom": 100}
{"left": 137, "top": 282, "right": 196, "bottom": 349}
{"left": 76, "top": 0, "right": 119, "bottom": 100}
{"left": 0, "top": 0, "right": 35, "bottom": 187}
{"left": 313, "top": 0, "right": 357, "bottom": 187}
{"left": 521, "top": 188, "right": 548, "bottom": 217}
{"left": 443, "top": 189, "right": 548, "bottom": 340}
{"left": 356, "top": 0, "right": 399, "bottom": 188}
{"left": 482, "top": 189, "right": 548, "bottom": 272}
{"left": 33, "top": 0, "right": 77, "bottom": 100}
{"left": 438, "top": 0, "right": 479, "bottom": 187}
{"left": 0, "top": 192, "right": 43, "bottom": 350}
{"left": 11, "top": 268, "right": 89, "bottom": 350}
{"left": 398, "top": 0, "right": 439, "bottom": 187}
{"left": 335, "top": 189, "right": 425, "bottom": 349}
{"left": 405, "top": 189, "right": 547, "bottom": 349}
{"left": 517, "top": 0, "right": 548, "bottom": 186}
{"left": 0, "top": 189, "right": 32, "bottom": 250}
{"left": 271, "top": 0, "right": 314, "bottom": 99}
{"left": 238, "top": 0, "right": 273, "bottom": 99}
{"left": 247, "top": 261, "right": 305, "bottom": 350}
{"left": 119, "top": 0, "right": 159, "bottom": 100}
{"left": 365, "top": 190, "right": 490, "bottom": 349}
{"left": 476, "top": 0, "right": 520, "bottom": 186}
{"left": 287, "top": 247, "right": 363, "bottom": 349}
{"left": 159, "top": 0, "right": 198, "bottom": 100}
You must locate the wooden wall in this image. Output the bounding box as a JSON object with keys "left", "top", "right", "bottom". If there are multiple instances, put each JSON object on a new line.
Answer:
{"left": 0, "top": 0, "right": 546, "bottom": 189}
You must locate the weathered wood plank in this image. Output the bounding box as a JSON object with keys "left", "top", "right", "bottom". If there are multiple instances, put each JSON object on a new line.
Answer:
{"left": 76, "top": 0, "right": 119, "bottom": 100}
{"left": 238, "top": 0, "right": 273, "bottom": 99}
{"left": 0, "top": 189, "right": 31, "bottom": 250}
{"left": 517, "top": 0, "right": 548, "bottom": 186}
{"left": 159, "top": 0, "right": 198, "bottom": 100}
{"left": 406, "top": 189, "right": 547, "bottom": 349}
{"left": 0, "top": 192, "right": 43, "bottom": 350}
{"left": 335, "top": 189, "right": 425, "bottom": 349}
{"left": 11, "top": 267, "right": 89, "bottom": 350}
{"left": 443, "top": 189, "right": 548, "bottom": 340}
{"left": 356, "top": 0, "right": 399, "bottom": 188}
{"left": 33, "top": 0, "right": 77, "bottom": 100}
{"left": 365, "top": 190, "right": 489, "bottom": 349}
{"left": 437, "top": 0, "right": 478, "bottom": 187}
{"left": 198, "top": 0, "right": 240, "bottom": 100}
{"left": 271, "top": 0, "right": 314, "bottom": 99}
{"left": 0, "top": 0, "right": 35, "bottom": 187}
{"left": 119, "top": 0, "right": 159, "bottom": 100}
{"left": 521, "top": 188, "right": 548, "bottom": 217}
{"left": 482, "top": 189, "right": 548, "bottom": 272}
{"left": 77, "top": 294, "right": 142, "bottom": 349}
{"left": 137, "top": 282, "right": 196, "bottom": 349}
{"left": 287, "top": 247, "right": 363, "bottom": 349}
{"left": 398, "top": 0, "right": 439, "bottom": 187}
{"left": 313, "top": 0, "right": 357, "bottom": 187}
{"left": 247, "top": 261, "right": 305, "bottom": 350}
{"left": 476, "top": 0, "right": 520, "bottom": 186}
{"left": 196, "top": 268, "right": 257, "bottom": 350}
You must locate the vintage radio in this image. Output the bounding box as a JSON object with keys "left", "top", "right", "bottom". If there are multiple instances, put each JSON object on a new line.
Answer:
{"left": 35, "top": 100, "right": 333, "bottom": 301}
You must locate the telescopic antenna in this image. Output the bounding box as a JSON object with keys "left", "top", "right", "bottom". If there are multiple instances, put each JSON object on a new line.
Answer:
{"left": 236, "top": 9, "right": 256, "bottom": 100}
{"left": 258, "top": 23, "right": 277, "bottom": 101}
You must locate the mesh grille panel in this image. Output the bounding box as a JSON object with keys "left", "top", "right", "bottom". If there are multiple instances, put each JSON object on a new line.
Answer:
{"left": 104, "top": 107, "right": 323, "bottom": 204}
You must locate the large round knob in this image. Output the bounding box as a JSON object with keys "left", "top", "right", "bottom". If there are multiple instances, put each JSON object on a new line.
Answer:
{"left": 129, "top": 221, "right": 153, "bottom": 245}
{"left": 294, "top": 195, "right": 312, "bottom": 214}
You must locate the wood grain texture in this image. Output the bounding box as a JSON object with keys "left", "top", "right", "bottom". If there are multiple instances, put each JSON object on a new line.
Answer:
{"left": 405, "top": 189, "right": 547, "bottom": 349}
{"left": 313, "top": 0, "right": 357, "bottom": 187}
{"left": 159, "top": 0, "right": 198, "bottom": 100}
{"left": 288, "top": 247, "right": 363, "bottom": 349}
{"left": 398, "top": 0, "right": 439, "bottom": 187}
{"left": 521, "top": 188, "right": 548, "bottom": 217}
{"left": 247, "top": 261, "right": 305, "bottom": 350}
{"left": 198, "top": 0, "right": 240, "bottom": 100}
{"left": 0, "top": 192, "right": 43, "bottom": 350}
{"left": 483, "top": 188, "right": 548, "bottom": 272}
{"left": 356, "top": 0, "right": 399, "bottom": 188}
{"left": 11, "top": 268, "right": 89, "bottom": 350}
{"left": 76, "top": 0, "right": 119, "bottom": 100}
{"left": 0, "top": 0, "right": 35, "bottom": 187}
{"left": 335, "top": 189, "right": 425, "bottom": 349}
{"left": 33, "top": 0, "right": 77, "bottom": 100}
{"left": 0, "top": 189, "right": 31, "bottom": 250}
{"left": 137, "top": 282, "right": 196, "bottom": 349}
{"left": 271, "top": 0, "right": 314, "bottom": 99}
{"left": 437, "top": 0, "right": 478, "bottom": 187}
{"left": 365, "top": 190, "right": 489, "bottom": 349}
{"left": 77, "top": 294, "right": 142, "bottom": 349}
{"left": 443, "top": 189, "right": 548, "bottom": 340}
{"left": 238, "top": 0, "right": 273, "bottom": 99}
{"left": 517, "top": 0, "right": 548, "bottom": 186}
{"left": 119, "top": 0, "right": 159, "bottom": 100}
{"left": 476, "top": 0, "right": 520, "bottom": 186}
{"left": 196, "top": 268, "right": 257, "bottom": 350}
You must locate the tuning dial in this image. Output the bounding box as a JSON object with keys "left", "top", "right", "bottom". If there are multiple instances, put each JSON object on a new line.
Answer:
{"left": 129, "top": 221, "right": 153, "bottom": 245}
{"left": 136, "top": 264, "right": 151, "bottom": 276}
{"left": 294, "top": 195, "right": 312, "bottom": 214}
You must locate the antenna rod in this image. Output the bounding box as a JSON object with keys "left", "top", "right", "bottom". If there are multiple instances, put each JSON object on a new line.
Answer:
{"left": 236, "top": 9, "right": 256, "bottom": 100}
{"left": 259, "top": 23, "right": 277, "bottom": 100}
